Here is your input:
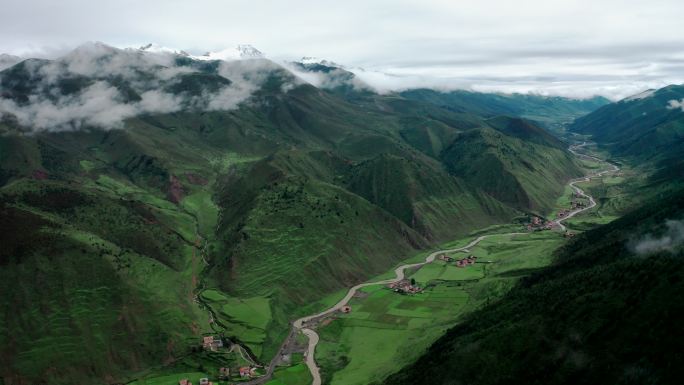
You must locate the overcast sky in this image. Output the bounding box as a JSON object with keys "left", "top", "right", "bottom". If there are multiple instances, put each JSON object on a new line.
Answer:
{"left": 2, "top": 0, "right": 684, "bottom": 99}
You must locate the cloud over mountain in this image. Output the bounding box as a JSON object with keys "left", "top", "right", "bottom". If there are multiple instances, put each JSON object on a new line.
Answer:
{"left": 0, "top": 43, "right": 287, "bottom": 132}
{"left": 631, "top": 219, "right": 684, "bottom": 255}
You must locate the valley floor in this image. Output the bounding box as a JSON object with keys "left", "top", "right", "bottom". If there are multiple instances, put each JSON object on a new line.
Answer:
{"left": 132, "top": 142, "right": 626, "bottom": 385}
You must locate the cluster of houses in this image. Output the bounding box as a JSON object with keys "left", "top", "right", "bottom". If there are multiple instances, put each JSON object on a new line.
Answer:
{"left": 456, "top": 255, "right": 477, "bottom": 267}
{"left": 202, "top": 336, "right": 224, "bottom": 351}
{"left": 438, "top": 254, "right": 477, "bottom": 267}
{"left": 526, "top": 216, "right": 557, "bottom": 231}
{"left": 388, "top": 279, "right": 422, "bottom": 294}
{"left": 570, "top": 200, "right": 587, "bottom": 210}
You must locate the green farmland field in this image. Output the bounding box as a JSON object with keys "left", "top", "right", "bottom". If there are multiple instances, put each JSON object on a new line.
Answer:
{"left": 316, "top": 231, "right": 565, "bottom": 385}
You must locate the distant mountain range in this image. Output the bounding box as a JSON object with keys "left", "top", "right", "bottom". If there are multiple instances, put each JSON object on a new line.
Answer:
{"left": 569, "top": 84, "right": 684, "bottom": 187}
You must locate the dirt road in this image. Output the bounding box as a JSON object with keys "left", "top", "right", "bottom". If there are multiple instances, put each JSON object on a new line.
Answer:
{"left": 555, "top": 143, "right": 620, "bottom": 231}
{"left": 253, "top": 141, "right": 617, "bottom": 385}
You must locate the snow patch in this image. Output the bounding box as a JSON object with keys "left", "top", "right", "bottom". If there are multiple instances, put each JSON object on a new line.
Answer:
{"left": 193, "top": 45, "right": 264, "bottom": 61}
{"left": 299, "top": 56, "right": 343, "bottom": 68}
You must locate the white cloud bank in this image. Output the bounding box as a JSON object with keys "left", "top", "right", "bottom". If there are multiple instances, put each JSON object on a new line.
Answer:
{"left": 631, "top": 219, "right": 684, "bottom": 255}
{"left": 0, "top": 43, "right": 284, "bottom": 132}
{"left": 3, "top": 0, "right": 684, "bottom": 100}
{"left": 667, "top": 99, "right": 684, "bottom": 112}
{"left": 0, "top": 83, "right": 183, "bottom": 131}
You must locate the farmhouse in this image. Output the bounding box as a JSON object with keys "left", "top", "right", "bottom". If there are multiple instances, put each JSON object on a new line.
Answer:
{"left": 527, "top": 216, "right": 551, "bottom": 231}
{"left": 179, "top": 380, "right": 191, "bottom": 385}
{"left": 198, "top": 378, "right": 212, "bottom": 385}
{"left": 202, "top": 335, "right": 223, "bottom": 351}
{"left": 239, "top": 366, "right": 258, "bottom": 378}
{"left": 240, "top": 367, "right": 250, "bottom": 377}
{"left": 438, "top": 254, "right": 454, "bottom": 262}
{"left": 388, "top": 279, "right": 422, "bottom": 294}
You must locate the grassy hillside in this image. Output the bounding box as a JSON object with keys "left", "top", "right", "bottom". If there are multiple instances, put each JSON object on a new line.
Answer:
{"left": 569, "top": 85, "right": 684, "bottom": 174}
{"left": 0, "top": 181, "right": 211, "bottom": 385}
{"left": 441, "top": 120, "right": 582, "bottom": 212}
{"left": 0, "top": 48, "right": 584, "bottom": 384}
{"left": 383, "top": 186, "right": 684, "bottom": 385}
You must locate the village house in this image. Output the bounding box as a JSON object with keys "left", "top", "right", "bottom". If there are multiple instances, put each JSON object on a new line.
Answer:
{"left": 198, "top": 378, "right": 211, "bottom": 385}
{"left": 202, "top": 335, "right": 223, "bottom": 351}
{"left": 438, "top": 254, "right": 454, "bottom": 262}
{"left": 527, "top": 216, "right": 550, "bottom": 231}
{"left": 239, "top": 366, "right": 257, "bottom": 378}
{"left": 341, "top": 305, "right": 352, "bottom": 313}
{"left": 178, "top": 380, "right": 191, "bottom": 385}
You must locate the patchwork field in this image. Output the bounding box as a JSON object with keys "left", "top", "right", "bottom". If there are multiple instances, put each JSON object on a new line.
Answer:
{"left": 315, "top": 231, "right": 565, "bottom": 385}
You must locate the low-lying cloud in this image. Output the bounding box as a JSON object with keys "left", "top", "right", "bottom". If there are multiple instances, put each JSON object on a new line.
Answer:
{"left": 282, "top": 61, "right": 371, "bottom": 91}
{"left": 630, "top": 219, "right": 684, "bottom": 255}
{"left": 667, "top": 99, "right": 684, "bottom": 111}
{"left": 0, "top": 82, "right": 183, "bottom": 131}
{"left": 0, "top": 43, "right": 281, "bottom": 132}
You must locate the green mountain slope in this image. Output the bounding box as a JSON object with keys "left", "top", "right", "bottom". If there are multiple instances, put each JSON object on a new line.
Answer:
{"left": 383, "top": 186, "right": 684, "bottom": 385}
{"left": 0, "top": 45, "right": 584, "bottom": 384}
{"left": 569, "top": 85, "right": 684, "bottom": 174}
{"left": 441, "top": 117, "right": 581, "bottom": 212}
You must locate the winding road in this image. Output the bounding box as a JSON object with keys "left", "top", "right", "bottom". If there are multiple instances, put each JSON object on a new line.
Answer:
{"left": 555, "top": 143, "right": 620, "bottom": 231}
{"left": 249, "top": 141, "right": 618, "bottom": 385}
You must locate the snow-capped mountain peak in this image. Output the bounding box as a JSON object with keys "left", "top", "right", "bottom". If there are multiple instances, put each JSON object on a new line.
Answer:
{"left": 194, "top": 44, "right": 265, "bottom": 61}
{"left": 299, "top": 56, "right": 343, "bottom": 68}
{"left": 137, "top": 43, "right": 190, "bottom": 57}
